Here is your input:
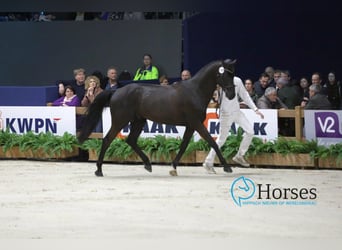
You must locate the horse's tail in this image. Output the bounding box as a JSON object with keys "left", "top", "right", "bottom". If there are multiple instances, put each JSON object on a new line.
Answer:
{"left": 78, "top": 90, "right": 114, "bottom": 144}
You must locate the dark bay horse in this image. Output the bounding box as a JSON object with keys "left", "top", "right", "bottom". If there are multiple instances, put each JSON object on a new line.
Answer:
{"left": 78, "top": 59, "right": 237, "bottom": 176}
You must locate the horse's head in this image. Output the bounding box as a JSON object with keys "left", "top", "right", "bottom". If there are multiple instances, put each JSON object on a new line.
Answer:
{"left": 217, "top": 59, "right": 236, "bottom": 100}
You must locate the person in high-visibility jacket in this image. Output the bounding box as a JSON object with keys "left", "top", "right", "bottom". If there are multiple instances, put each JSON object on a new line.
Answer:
{"left": 133, "top": 54, "right": 159, "bottom": 81}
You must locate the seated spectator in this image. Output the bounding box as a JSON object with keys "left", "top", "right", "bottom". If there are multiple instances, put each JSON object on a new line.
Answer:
{"left": 81, "top": 76, "right": 103, "bottom": 107}
{"left": 181, "top": 70, "right": 192, "bottom": 81}
{"left": 123, "top": 12, "right": 145, "bottom": 20}
{"left": 104, "top": 67, "right": 121, "bottom": 91}
{"left": 99, "top": 12, "right": 124, "bottom": 21}
{"left": 239, "top": 78, "right": 258, "bottom": 108}
{"left": 91, "top": 70, "right": 106, "bottom": 89}
{"left": 301, "top": 84, "right": 332, "bottom": 110}
{"left": 211, "top": 85, "right": 220, "bottom": 105}
{"left": 58, "top": 68, "right": 86, "bottom": 100}
{"left": 133, "top": 54, "right": 159, "bottom": 81}
{"left": 311, "top": 72, "right": 327, "bottom": 96}
{"left": 81, "top": 76, "right": 103, "bottom": 132}
{"left": 52, "top": 85, "right": 80, "bottom": 107}
{"left": 323, "top": 71, "right": 341, "bottom": 110}
{"left": 118, "top": 70, "right": 132, "bottom": 81}
{"left": 277, "top": 76, "right": 301, "bottom": 136}
{"left": 265, "top": 66, "right": 276, "bottom": 88}
{"left": 277, "top": 77, "right": 301, "bottom": 109}
{"left": 257, "top": 87, "right": 288, "bottom": 109}
{"left": 254, "top": 73, "right": 270, "bottom": 97}
{"left": 271, "top": 69, "right": 282, "bottom": 88}
{"left": 159, "top": 75, "right": 169, "bottom": 86}
{"left": 299, "top": 77, "right": 310, "bottom": 103}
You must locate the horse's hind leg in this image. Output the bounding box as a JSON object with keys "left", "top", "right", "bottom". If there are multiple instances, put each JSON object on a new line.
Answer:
{"left": 126, "top": 119, "right": 152, "bottom": 172}
{"left": 96, "top": 126, "right": 121, "bottom": 177}
{"left": 170, "top": 127, "right": 194, "bottom": 176}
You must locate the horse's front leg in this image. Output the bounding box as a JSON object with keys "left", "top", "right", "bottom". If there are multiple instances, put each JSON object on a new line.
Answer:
{"left": 126, "top": 119, "right": 152, "bottom": 172}
{"left": 96, "top": 125, "right": 121, "bottom": 177}
{"left": 170, "top": 127, "right": 194, "bottom": 176}
{"left": 195, "top": 123, "right": 233, "bottom": 173}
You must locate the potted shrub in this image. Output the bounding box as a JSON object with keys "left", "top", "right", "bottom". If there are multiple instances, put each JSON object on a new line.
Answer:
{"left": 0, "top": 130, "right": 25, "bottom": 158}
{"left": 0, "top": 130, "right": 78, "bottom": 159}
{"left": 27, "top": 132, "right": 79, "bottom": 159}
{"left": 316, "top": 143, "right": 342, "bottom": 168}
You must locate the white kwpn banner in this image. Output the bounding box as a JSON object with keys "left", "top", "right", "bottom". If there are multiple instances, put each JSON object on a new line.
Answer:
{"left": 0, "top": 106, "right": 76, "bottom": 135}
{"left": 102, "top": 108, "right": 278, "bottom": 141}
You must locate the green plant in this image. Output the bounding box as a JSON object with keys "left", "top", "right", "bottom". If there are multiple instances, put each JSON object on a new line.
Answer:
{"left": 186, "top": 138, "right": 210, "bottom": 152}
{"left": 34, "top": 132, "right": 78, "bottom": 156}
{"left": 314, "top": 143, "right": 342, "bottom": 162}
{"left": 247, "top": 137, "right": 275, "bottom": 156}
{"left": 220, "top": 128, "right": 244, "bottom": 158}
{"left": 81, "top": 139, "right": 102, "bottom": 154}
{"left": 106, "top": 138, "right": 134, "bottom": 159}
{"left": 0, "top": 130, "right": 78, "bottom": 157}
{"left": 272, "top": 138, "right": 318, "bottom": 155}
{"left": 0, "top": 129, "right": 22, "bottom": 152}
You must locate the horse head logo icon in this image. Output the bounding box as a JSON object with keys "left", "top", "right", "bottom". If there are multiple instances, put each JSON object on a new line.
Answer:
{"left": 230, "top": 176, "right": 256, "bottom": 206}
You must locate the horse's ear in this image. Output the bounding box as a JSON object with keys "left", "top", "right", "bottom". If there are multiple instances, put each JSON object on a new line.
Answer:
{"left": 224, "top": 59, "right": 237, "bottom": 65}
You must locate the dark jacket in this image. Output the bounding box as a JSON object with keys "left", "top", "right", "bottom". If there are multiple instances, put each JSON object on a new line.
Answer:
{"left": 277, "top": 85, "right": 302, "bottom": 109}
{"left": 305, "top": 93, "right": 332, "bottom": 110}
{"left": 257, "top": 95, "right": 288, "bottom": 109}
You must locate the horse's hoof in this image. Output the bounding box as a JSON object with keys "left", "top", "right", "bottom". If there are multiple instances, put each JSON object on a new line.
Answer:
{"left": 223, "top": 166, "right": 233, "bottom": 173}
{"left": 144, "top": 165, "right": 152, "bottom": 172}
{"left": 169, "top": 169, "right": 178, "bottom": 176}
{"left": 95, "top": 170, "right": 104, "bottom": 177}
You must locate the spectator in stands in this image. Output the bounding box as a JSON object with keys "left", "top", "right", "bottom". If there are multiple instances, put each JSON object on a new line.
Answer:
{"left": 299, "top": 77, "right": 310, "bottom": 103}
{"left": 133, "top": 54, "right": 159, "bottom": 81}
{"left": 271, "top": 69, "right": 281, "bottom": 88}
{"left": 311, "top": 72, "right": 327, "bottom": 95}
{"left": 181, "top": 70, "right": 192, "bottom": 81}
{"left": 104, "top": 67, "right": 121, "bottom": 91}
{"left": 58, "top": 68, "right": 86, "bottom": 101}
{"left": 212, "top": 86, "right": 219, "bottom": 104}
{"left": 91, "top": 70, "right": 106, "bottom": 90}
{"left": 159, "top": 75, "right": 169, "bottom": 86}
{"left": 301, "top": 84, "right": 331, "bottom": 110}
{"left": 123, "top": 12, "right": 145, "bottom": 20}
{"left": 323, "top": 71, "right": 341, "bottom": 110}
{"left": 81, "top": 76, "right": 103, "bottom": 132}
{"left": 253, "top": 73, "right": 270, "bottom": 97}
{"left": 52, "top": 85, "right": 80, "bottom": 107}
{"left": 81, "top": 76, "right": 103, "bottom": 107}
{"left": 100, "top": 12, "right": 124, "bottom": 21}
{"left": 257, "top": 87, "right": 288, "bottom": 109}
{"left": 277, "top": 76, "right": 301, "bottom": 136}
{"left": 239, "top": 78, "right": 258, "bottom": 108}
{"left": 265, "top": 66, "right": 276, "bottom": 87}
{"left": 277, "top": 77, "right": 301, "bottom": 109}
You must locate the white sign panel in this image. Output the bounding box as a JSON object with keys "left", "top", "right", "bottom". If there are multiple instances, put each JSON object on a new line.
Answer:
{"left": 102, "top": 108, "right": 278, "bottom": 141}
{"left": 0, "top": 106, "right": 76, "bottom": 135}
{"left": 304, "top": 110, "right": 342, "bottom": 146}
{"left": 201, "top": 108, "right": 278, "bottom": 141}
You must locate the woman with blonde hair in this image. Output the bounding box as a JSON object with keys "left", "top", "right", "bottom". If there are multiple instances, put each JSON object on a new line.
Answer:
{"left": 81, "top": 75, "right": 103, "bottom": 107}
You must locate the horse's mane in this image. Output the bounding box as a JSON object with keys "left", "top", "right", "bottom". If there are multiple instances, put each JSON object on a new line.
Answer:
{"left": 191, "top": 60, "right": 221, "bottom": 80}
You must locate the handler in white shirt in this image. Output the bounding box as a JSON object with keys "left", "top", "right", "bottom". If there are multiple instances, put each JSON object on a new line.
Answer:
{"left": 203, "top": 76, "right": 264, "bottom": 174}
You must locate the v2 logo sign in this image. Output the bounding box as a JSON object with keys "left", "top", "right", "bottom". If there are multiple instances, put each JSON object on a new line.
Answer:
{"left": 315, "top": 112, "right": 342, "bottom": 138}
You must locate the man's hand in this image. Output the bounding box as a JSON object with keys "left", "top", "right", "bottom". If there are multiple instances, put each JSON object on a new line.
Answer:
{"left": 255, "top": 110, "right": 264, "bottom": 119}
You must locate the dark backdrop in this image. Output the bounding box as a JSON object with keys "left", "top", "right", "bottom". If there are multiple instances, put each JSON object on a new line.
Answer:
{"left": 183, "top": 12, "right": 342, "bottom": 82}
{"left": 0, "top": 20, "right": 182, "bottom": 85}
